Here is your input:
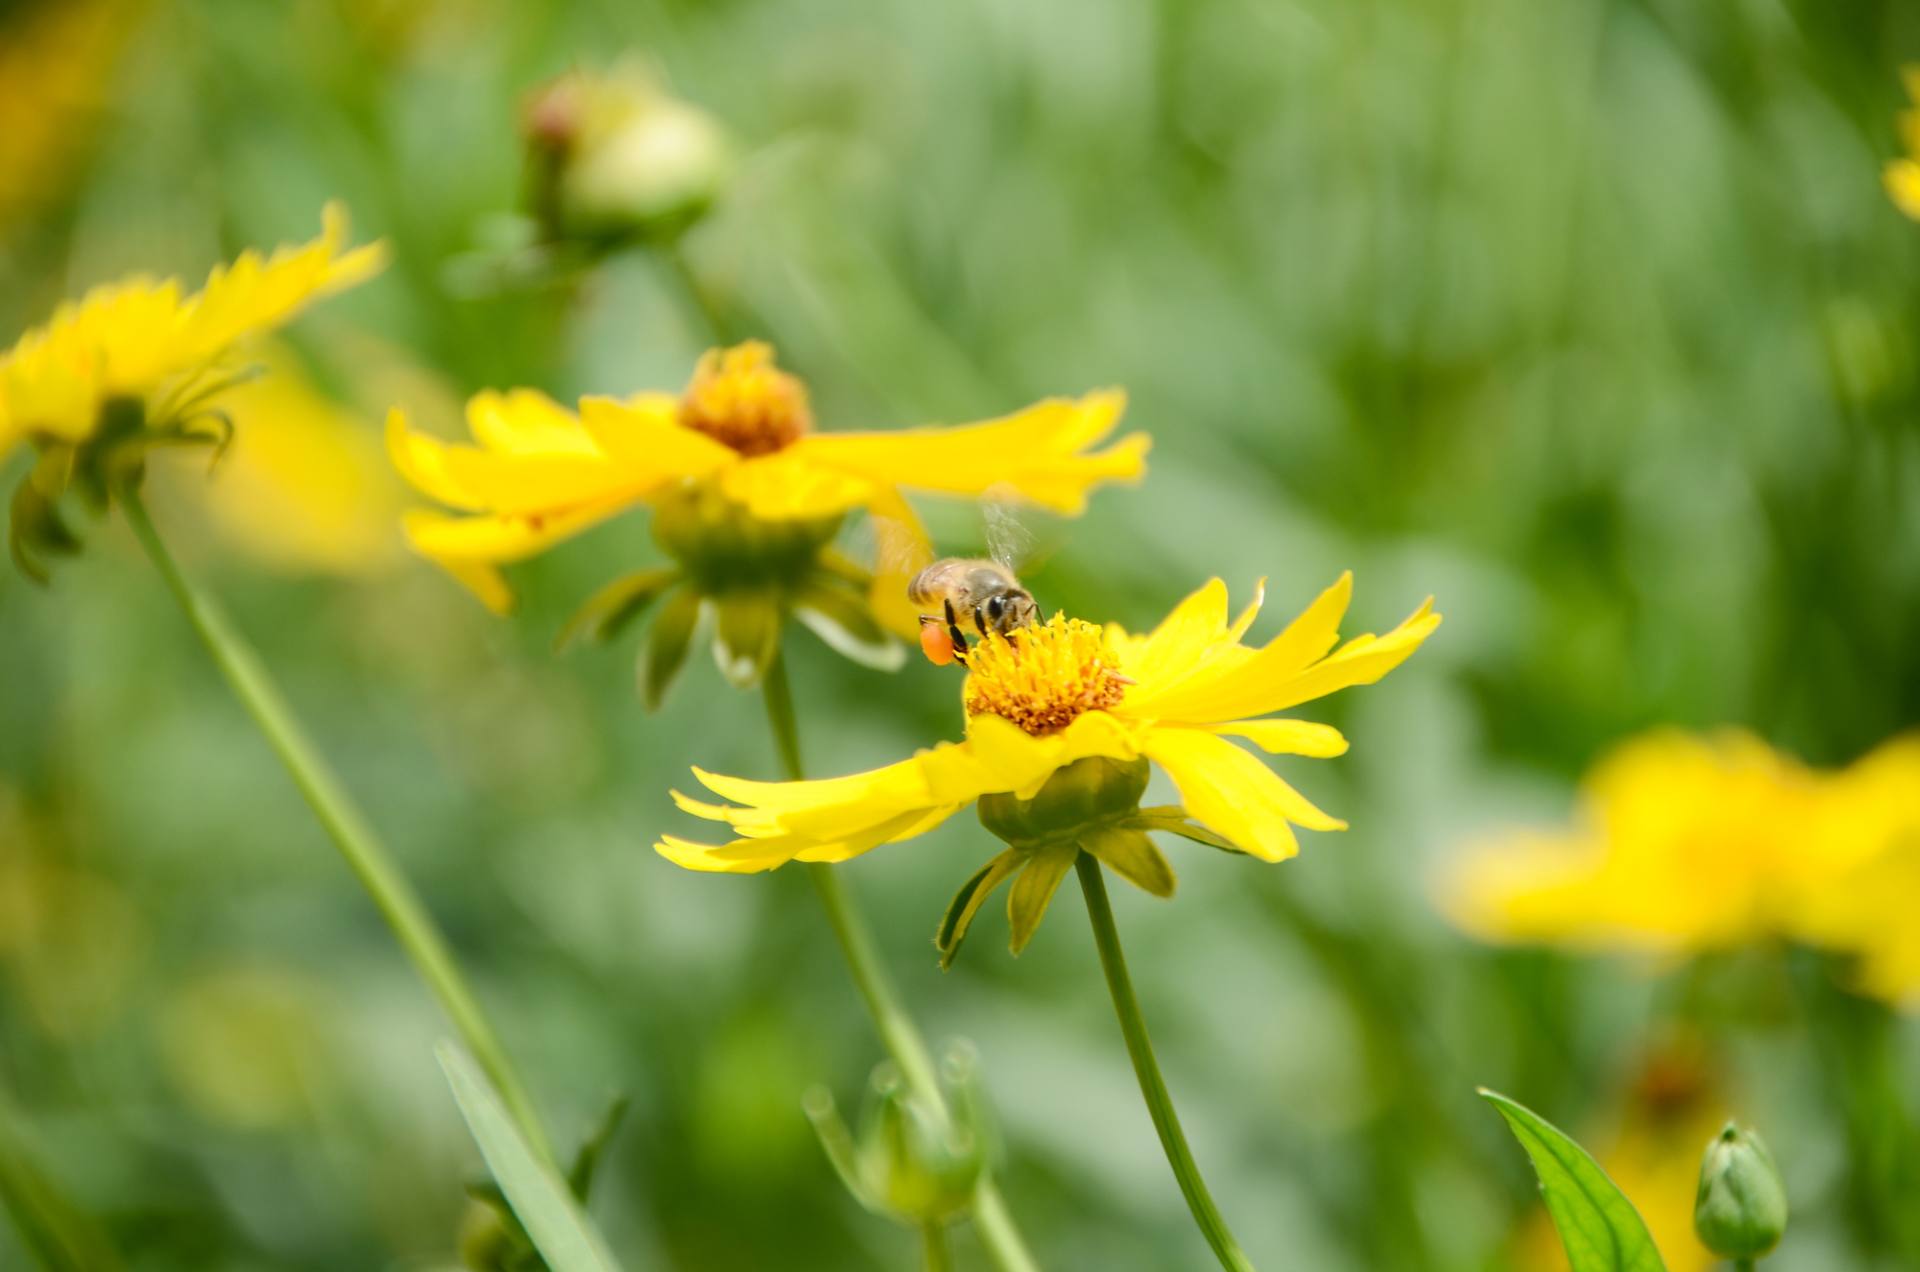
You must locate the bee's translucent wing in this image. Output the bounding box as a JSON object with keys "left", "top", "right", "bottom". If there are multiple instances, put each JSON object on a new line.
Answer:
{"left": 859, "top": 491, "right": 935, "bottom": 639}
{"left": 981, "top": 484, "right": 1034, "bottom": 571}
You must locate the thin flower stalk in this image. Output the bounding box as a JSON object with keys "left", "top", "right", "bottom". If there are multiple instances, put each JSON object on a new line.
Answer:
{"left": 117, "top": 482, "right": 554, "bottom": 1165}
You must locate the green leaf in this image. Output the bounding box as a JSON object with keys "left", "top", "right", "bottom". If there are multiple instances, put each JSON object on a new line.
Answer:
{"left": 1479, "top": 1089, "right": 1667, "bottom": 1272}
{"left": 935, "top": 849, "right": 1022, "bottom": 970}
{"left": 792, "top": 579, "right": 904, "bottom": 671}
{"left": 437, "top": 1041, "right": 625, "bottom": 1272}
{"left": 639, "top": 588, "right": 702, "bottom": 711}
{"left": 712, "top": 592, "right": 781, "bottom": 687}
{"left": 1124, "top": 806, "right": 1244, "bottom": 855}
{"left": 567, "top": 1095, "right": 631, "bottom": 1201}
{"left": 1080, "top": 825, "right": 1176, "bottom": 898}
{"left": 1007, "top": 845, "right": 1077, "bottom": 955}
{"left": 555, "top": 568, "right": 681, "bottom": 651}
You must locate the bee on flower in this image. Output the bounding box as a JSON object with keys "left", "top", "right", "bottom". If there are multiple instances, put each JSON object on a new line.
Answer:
{"left": 386, "top": 339, "right": 1147, "bottom": 706}
{"left": 658, "top": 572, "right": 1440, "bottom": 962}
{"left": 0, "top": 204, "right": 385, "bottom": 577}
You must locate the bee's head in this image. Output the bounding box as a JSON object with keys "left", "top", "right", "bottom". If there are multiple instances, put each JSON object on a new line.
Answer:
{"left": 987, "top": 590, "right": 1039, "bottom": 633}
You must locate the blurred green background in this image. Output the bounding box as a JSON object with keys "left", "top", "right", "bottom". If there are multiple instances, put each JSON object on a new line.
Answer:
{"left": 3, "top": 0, "right": 1919, "bottom": 1268}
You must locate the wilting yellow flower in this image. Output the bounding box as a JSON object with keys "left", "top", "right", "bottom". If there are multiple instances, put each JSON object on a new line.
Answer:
{"left": 1442, "top": 731, "right": 1920, "bottom": 1002}
{"left": 389, "top": 341, "right": 1143, "bottom": 613}
{"left": 0, "top": 204, "right": 385, "bottom": 458}
{"left": 176, "top": 349, "right": 403, "bottom": 577}
{"left": 658, "top": 575, "right": 1438, "bottom": 957}
{"left": 1887, "top": 68, "right": 1920, "bottom": 221}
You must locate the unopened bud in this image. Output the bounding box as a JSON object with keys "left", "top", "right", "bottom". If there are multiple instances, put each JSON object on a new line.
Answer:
{"left": 804, "top": 1045, "right": 988, "bottom": 1225}
{"left": 1695, "top": 1122, "right": 1787, "bottom": 1260}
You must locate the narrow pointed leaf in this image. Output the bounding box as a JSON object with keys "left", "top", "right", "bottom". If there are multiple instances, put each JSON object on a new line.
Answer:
{"left": 936, "top": 849, "right": 1022, "bottom": 970}
{"left": 437, "top": 1042, "right": 624, "bottom": 1272}
{"left": 794, "top": 579, "right": 904, "bottom": 671}
{"left": 712, "top": 592, "right": 782, "bottom": 687}
{"left": 1125, "top": 806, "right": 1244, "bottom": 855}
{"left": 1081, "top": 825, "right": 1176, "bottom": 898}
{"left": 1479, "top": 1089, "right": 1666, "bottom": 1272}
{"left": 1007, "top": 846, "right": 1077, "bottom": 955}
{"left": 640, "top": 588, "right": 702, "bottom": 710}
{"left": 556, "top": 568, "right": 681, "bottom": 651}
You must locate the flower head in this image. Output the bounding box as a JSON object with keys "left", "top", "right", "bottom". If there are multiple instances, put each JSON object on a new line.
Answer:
{"left": 1440, "top": 730, "right": 1920, "bottom": 1005}
{"left": 2, "top": 204, "right": 385, "bottom": 578}
{"left": 388, "top": 340, "right": 1147, "bottom": 704}
{"left": 1887, "top": 68, "right": 1920, "bottom": 221}
{"left": 657, "top": 574, "right": 1439, "bottom": 962}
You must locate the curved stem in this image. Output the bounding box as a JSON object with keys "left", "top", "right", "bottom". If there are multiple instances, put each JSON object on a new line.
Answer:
{"left": 1075, "top": 853, "right": 1255, "bottom": 1271}
{"left": 761, "top": 651, "right": 1039, "bottom": 1272}
{"left": 118, "top": 484, "right": 554, "bottom": 1165}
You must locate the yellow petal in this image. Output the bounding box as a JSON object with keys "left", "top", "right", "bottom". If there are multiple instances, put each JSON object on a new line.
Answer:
{"left": 1125, "top": 578, "right": 1229, "bottom": 690}
{"left": 1142, "top": 727, "right": 1347, "bottom": 861}
{"left": 578, "top": 393, "right": 736, "bottom": 472}
{"left": 1209, "top": 719, "right": 1348, "bottom": 757}
{"left": 719, "top": 452, "right": 876, "bottom": 519}
{"left": 788, "top": 389, "right": 1146, "bottom": 514}
{"left": 1886, "top": 159, "right": 1920, "bottom": 221}
{"left": 387, "top": 408, "right": 482, "bottom": 509}
{"left": 1257, "top": 599, "right": 1441, "bottom": 714}
{"left": 468, "top": 388, "right": 599, "bottom": 455}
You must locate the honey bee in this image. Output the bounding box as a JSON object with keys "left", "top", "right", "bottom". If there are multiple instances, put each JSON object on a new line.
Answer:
{"left": 908, "top": 558, "right": 1038, "bottom": 665}
{"left": 906, "top": 498, "right": 1038, "bottom": 666}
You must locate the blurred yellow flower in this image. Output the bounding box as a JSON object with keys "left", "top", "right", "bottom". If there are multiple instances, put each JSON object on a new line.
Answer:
{"left": 1441, "top": 730, "right": 1920, "bottom": 1003}
{"left": 658, "top": 575, "right": 1438, "bottom": 952}
{"left": 1887, "top": 68, "right": 1920, "bottom": 221}
{"left": 0, "top": 0, "right": 133, "bottom": 229}
{"left": 388, "top": 339, "right": 1147, "bottom": 614}
{"left": 0, "top": 203, "right": 385, "bottom": 459}
{"left": 174, "top": 349, "right": 404, "bottom": 577}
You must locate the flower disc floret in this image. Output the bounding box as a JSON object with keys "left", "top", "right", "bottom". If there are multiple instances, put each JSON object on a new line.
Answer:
{"left": 678, "top": 340, "right": 811, "bottom": 456}
{"left": 963, "top": 615, "right": 1126, "bottom": 736}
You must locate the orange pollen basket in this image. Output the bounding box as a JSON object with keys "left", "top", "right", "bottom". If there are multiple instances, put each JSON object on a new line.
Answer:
{"left": 962, "top": 615, "right": 1127, "bottom": 736}
{"left": 677, "top": 340, "right": 812, "bottom": 457}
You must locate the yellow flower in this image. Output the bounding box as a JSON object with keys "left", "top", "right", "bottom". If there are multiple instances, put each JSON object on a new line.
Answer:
{"left": 173, "top": 347, "right": 404, "bottom": 577}
{"left": 0, "top": 0, "right": 133, "bottom": 230}
{"left": 388, "top": 340, "right": 1146, "bottom": 615}
{"left": 1887, "top": 68, "right": 1920, "bottom": 221}
{"left": 0, "top": 203, "right": 385, "bottom": 456}
{"left": 657, "top": 575, "right": 1439, "bottom": 960}
{"left": 1440, "top": 731, "right": 1920, "bottom": 999}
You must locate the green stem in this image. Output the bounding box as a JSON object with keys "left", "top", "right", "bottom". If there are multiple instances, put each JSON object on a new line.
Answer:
{"left": 760, "top": 651, "right": 1039, "bottom": 1272}
{"left": 921, "top": 1220, "right": 954, "bottom": 1272}
{"left": 118, "top": 483, "right": 554, "bottom": 1166}
{"left": 1075, "top": 854, "right": 1255, "bottom": 1272}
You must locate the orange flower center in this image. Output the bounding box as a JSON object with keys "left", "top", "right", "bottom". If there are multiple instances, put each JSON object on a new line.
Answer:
{"left": 964, "top": 615, "right": 1127, "bottom": 736}
{"left": 678, "top": 341, "right": 811, "bottom": 457}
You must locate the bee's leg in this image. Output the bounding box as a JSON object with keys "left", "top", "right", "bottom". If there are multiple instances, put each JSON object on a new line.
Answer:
{"left": 974, "top": 604, "right": 991, "bottom": 638}
{"left": 944, "top": 598, "right": 971, "bottom": 665}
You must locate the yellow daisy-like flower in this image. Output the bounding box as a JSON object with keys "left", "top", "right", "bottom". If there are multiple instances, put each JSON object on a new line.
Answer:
{"left": 1441, "top": 731, "right": 1920, "bottom": 1003}
{"left": 1886, "top": 68, "right": 1920, "bottom": 221}
{"left": 388, "top": 339, "right": 1145, "bottom": 615}
{"left": 657, "top": 574, "right": 1439, "bottom": 961}
{"left": 0, "top": 203, "right": 386, "bottom": 456}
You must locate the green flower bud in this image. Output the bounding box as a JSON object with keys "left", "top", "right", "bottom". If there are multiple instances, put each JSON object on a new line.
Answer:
{"left": 977, "top": 755, "right": 1149, "bottom": 847}
{"left": 1694, "top": 1122, "right": 1787, "bottom": 1260}
{"left": 804, "top": 1046, "right": 988, "bottom": 1226}
{"left": 523, "top": 64, "right": 729, "bottom": 246}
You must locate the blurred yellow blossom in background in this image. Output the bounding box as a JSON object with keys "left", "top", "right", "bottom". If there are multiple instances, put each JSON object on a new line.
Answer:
{"left": 1886, "top": 68, "right": 1920, "bottom": 221}
{"left": 0, "top": 0, "right": 134, "bottom": 231}
{"left": 168, "top": 347, "right": 404, "bottom": 577}
{"left": 1441, "top": 730, "right": 1920, "bottom": 1006}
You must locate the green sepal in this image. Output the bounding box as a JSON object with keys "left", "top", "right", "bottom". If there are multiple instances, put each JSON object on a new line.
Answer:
{"left": 793, "top": 578, "right": 903, "bottom": 671}
{"left": 1080, "top": 825, "right": 1176, "bottom": 898}
{"left": 1007, "top": 844, "right": 1078, "bottom": 956}
{"left": 567, "top": 1094, "right": 631, "bottom": 1202}
{"left": 1125, "top": 806, "right": 1244, "bottom": 854}
{"left": 555, "top": 567, "right": 681, "bottom": 651}
{"left": 935, "top": 848, "right": 1023, "bottom": 971}
{"left": 712, "top": 591, "right": 782, "bottom": 687}
{"left": 640, "top": 586, "right": 702, "bottom": 710}
{"left": 8, "top": 469, "right": 81, "bottom": 585}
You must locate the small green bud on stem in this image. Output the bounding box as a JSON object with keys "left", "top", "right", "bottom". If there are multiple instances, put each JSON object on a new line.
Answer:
{"left": 1695, "top": 1121, "right": 1787, "bottom": 1261}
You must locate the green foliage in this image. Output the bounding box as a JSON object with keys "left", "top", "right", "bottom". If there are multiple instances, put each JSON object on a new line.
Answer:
{"left": 1480, "top": 1089, "right": 1666, "bottom": 1272}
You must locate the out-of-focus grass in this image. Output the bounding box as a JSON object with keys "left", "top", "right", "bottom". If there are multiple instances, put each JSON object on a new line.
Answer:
{"left": 1, "top": 0, "right": 1917, "bottom": 1268}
